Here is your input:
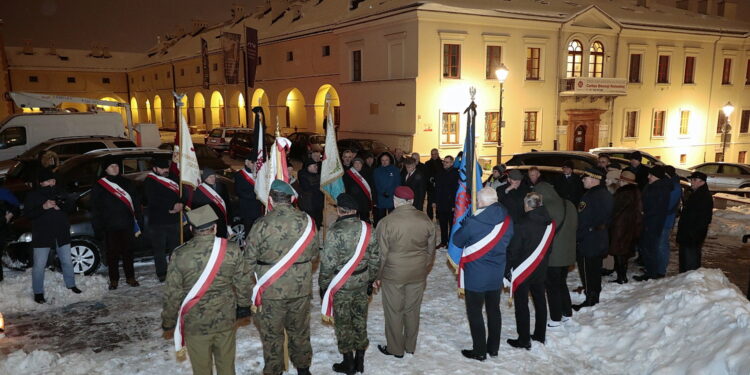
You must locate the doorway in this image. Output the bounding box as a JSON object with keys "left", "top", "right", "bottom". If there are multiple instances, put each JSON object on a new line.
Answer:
{"left": 573, "top": 125, "right": 586, "bottom": 151}
{"left": 566, "top": 109, "right": 605, "bottom": 151}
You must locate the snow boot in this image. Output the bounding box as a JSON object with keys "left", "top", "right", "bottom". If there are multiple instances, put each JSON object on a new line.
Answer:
{"left": 354, "top": 349, "right": 365, "bottom": 373}
{"left": 332, "top": 352, "right": 356, "bottom": 374}
{"left": 34, "top": 293, "right": 46, "bottom": 304}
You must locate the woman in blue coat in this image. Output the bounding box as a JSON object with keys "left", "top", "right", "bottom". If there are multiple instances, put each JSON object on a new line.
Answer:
{"left": 373, "top": 152, "right": 400, "bottom": 225}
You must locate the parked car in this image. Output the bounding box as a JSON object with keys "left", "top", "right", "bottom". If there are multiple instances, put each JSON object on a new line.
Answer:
{"left": 0, "top": 136, "right": 137, "bottom": 178}
{"left": 205, "top": 127, "right": 252, "bottom": 151}
{"left": 590, "top": 147, "right": 690, "bottom": 178}
{"left": 287, "top": 132, "right": 325, "bottom": 161}
{"left": 506, "top": 150, "right": 628, "bottom": 170}
{"left": 158, "top": 142, "right": 230, "bottom": 172}
{"left": 337, "top": 138, "right": 390, "bottom": 157}
{"left": 228, "top": 132, "right": 275, "bottom": 160}
{"left": 688, "top": 162, "right": 750, "bottom": 191}
{"left": 2, "top": 149, "right": 243, "bottom": 276}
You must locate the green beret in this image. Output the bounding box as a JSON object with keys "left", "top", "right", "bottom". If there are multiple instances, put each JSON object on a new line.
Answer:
{"left": 270, "top": 179, "right": 295, "bottom": 195}
{"left": 186, "top": 205, "right": 219, "bottom": 229}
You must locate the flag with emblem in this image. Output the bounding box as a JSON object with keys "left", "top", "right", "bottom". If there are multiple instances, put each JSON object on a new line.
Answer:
{"left": 175, "top": 93, "right": 201, "bottom": 188}
{"left": 320, "top": 104, "right": 345, "bottom": 201}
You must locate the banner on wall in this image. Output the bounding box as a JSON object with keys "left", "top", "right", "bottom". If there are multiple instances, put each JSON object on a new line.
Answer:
{"left": 201, "top": 38, "right": 210, "bottom": 89}
{"left": 245, "top": 27, "right": 259, "bottom": 88}
{"left": 222, "top": 33, "right": 241, "bottom": 84}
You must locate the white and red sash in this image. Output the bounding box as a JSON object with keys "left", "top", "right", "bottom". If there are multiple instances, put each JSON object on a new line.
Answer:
{"left": 239, "top": 169, "right": 256, "bottom": 186}
{"left": 251, "top": 214, "right": 316, "bottom": 312}
{"left": 197, "top": 183, "right": 227, "bottom": 222}
{"left": 321, "top": 221, "right": 372, "bottom": 321}
{"left": 97, "top": 177, "right": 141, "bottom": 236}
{"left": 458, "top": 216, "right": 511, "bottom": 290}
{"left": 174, "top": 237, "right": 228, "bottom": 354}
{"left": 508, "top": 221, "right": 556, "bottom": 296}
{"left": 147, "top": 172, "right": 179, "bottom": 195}
{"left": 346, "top": 169, "right": 371, "bottom": 203}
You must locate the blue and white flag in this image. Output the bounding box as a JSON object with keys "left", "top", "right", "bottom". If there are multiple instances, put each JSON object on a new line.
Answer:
{"left": 320, "top": 105, "right": 345, "bottom": 201}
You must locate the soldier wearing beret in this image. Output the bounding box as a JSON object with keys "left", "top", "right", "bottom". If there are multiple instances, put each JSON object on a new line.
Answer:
{"left": 319, "top": 193, "right": 380, "bottom": 374}
{"left": 573, "top": 168, "right": 613, "bottom": 310}
{"left": 245, "top": 180, "right": 320, "bottom": 375}
{"left": 161, "top": 205, "right": 253, "bottom": 375}
{"left": 143, "top": 157, "right": 184, "bottom": 282}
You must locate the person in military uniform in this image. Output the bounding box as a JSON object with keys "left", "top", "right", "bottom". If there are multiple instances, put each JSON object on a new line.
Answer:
{"left": 573, "top": 168, "right": 613, "bottom": 310}
{"left": 234, "top": 152, "right": 263, "bottom": 233}
{"left": 245, "top": 180, "right": 320, "bottom": 375}
{"left": 319, "top": 193, "right": 380, "bottom": 374}
{"left": 161, "top": 205, "right": 253, "bottom": 375}
{"left": 143, "top": 158, "right": 184, "bottom": 282}
{"left": 191, "top": 168, "right": 232, "bottom": 239}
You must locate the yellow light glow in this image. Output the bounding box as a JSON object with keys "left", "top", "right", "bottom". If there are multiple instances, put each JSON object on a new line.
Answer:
{"left": 0, "top": 312, "right": 4, "bottom": 334}
{"left": 722, "top": 102, "right": 734, "bottom": 117}
{"left": 495, "top": 63, "right": 509, "bottom": 83}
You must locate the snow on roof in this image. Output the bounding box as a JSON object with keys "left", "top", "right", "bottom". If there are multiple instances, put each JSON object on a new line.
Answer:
{"left": 5, "top": 46, "right": 146, "bottom": 72}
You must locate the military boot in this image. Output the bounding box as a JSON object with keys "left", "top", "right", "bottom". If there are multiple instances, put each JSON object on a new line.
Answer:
{"left": 354, "top": 349, "right": 365, "bottom": 373}
{"left": 332, "top": 352, "right": 355, "bottom": 374}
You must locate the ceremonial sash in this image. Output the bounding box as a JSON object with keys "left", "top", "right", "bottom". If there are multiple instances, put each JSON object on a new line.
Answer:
{"left": 321, "top": 221, "right": 372, "bottom": 321}
{"left": 457, "top": 216, "right": 511, "bottom": 290}
{"left": 239, "top": 169, "right": 256, "bottom": 186}
{"left": 251, "top": 215, "right": 316, "bottom": 311}
{"left": 198, "top": 183, "right": 227, "bottom": 223}
{"left": 147, "top": 172, "right": 179, "bottom": 195}
{"left": 97, "top": 177, "right": 141, "bottom": 236}
{"left": 346, "top": 169, "right": 372, "bottom": 203}
{"left": 509, "top": 221, "right": 556, "bottom": 296}
{"left": 174, "top": 237, "right": 228, "bottom": 354}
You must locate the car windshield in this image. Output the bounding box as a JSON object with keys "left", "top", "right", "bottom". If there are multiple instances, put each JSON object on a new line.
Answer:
{"left": 209, "top": 129, "right": 223, "bottom": 137}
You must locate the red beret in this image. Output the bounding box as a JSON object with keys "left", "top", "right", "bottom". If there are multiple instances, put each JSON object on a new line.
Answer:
{"left": 395, "top": 186, "right": 414, "bottom": 200}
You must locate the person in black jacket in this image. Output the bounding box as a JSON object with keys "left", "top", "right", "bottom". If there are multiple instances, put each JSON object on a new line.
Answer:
{"left": 506, "top": 192, "right": 553, "bottom": 350}
{"left": 344, "top": 157, "right": 373, "bottom": 222}
{"left": 234, "top": 152, "right": 263, "bottom": 233}
{"left": 625, "top": 151, "right": 650, "bottom": 190}
{"left": 92, "top": 157, "right": 142, "bottom": 290}
{"left": 298, "top": 158, "right": 324, "bottom": 229}
{"left": 435, "top": 156, "right": 458, "bottom": 248}
{"left": 24, "top": 168, "right": 81, "bottom": 303}
{"left": 191, "top": 168, "right": 232, "bottom": 239}
{"left": 573, "top": 168, "right": 613, "bottom": 310}
{"left": 497, "top": 169, "right": 531, "bottom": 222}
{"left": 143, "top": 158, "right": 184, "bottom": 282}
{"left": 402, "top": 157, "right": 426, "bottom": 211}
{"left": 553, "top": 160, "right": 584, "bottom": 205}
{"left": 424, "top": 149, "right": 443, "bottom": 220}
{"left": 634, "top": 165, "right": 672, "bottom": 281}
{"left": 677, "top": 172, "right": 713, "bottom": 272}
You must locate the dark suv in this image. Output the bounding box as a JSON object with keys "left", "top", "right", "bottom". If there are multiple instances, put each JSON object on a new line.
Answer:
{"left": 228, "top": 132, "right": 274, "bottom": 160}
{"left": 337, "top": 138, "right": 390, "bottom": 156}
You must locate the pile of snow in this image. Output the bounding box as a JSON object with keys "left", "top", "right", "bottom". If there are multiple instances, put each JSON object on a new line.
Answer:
{"left": 1, "top": 252, "right": 749, "bottom": 374}
{"left": 0, "top": 269, "right": 109, "bottom": 315}
{"left": 710, "top": 205, "right": 750, "bottom": 239}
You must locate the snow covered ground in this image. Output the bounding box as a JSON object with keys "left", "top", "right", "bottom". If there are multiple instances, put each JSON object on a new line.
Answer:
{"left": 1, "top": 248, "right": 749, "bottom": 375}
{"left": 710, "top": 204, "right": 750, "bottom": 239}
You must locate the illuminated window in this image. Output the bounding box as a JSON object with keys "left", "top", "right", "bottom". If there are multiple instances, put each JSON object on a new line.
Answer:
{"left": 680, "top": 154, "right": 687, "bottom": 164}
{"left": 485, "top": 112, "right": 499, "bottom": 142}
{"left": 351, "top": 50, "right": 362, "bottom": 82}
{"left": 739, "top": 151, "right": 747, "bottom": 164}
{"left": 625, "top": 111, "right": 638, "bottom": 138}
{"left": 628, "top": 54, "right": 641, "bottom": 83}
{"left": 657, "top": 55, "right": 670, "bottom": 83}
{"left": 652, "top": 110, "right": 666, "bottom": 137}
{"left": 722, "top": 58, "right": 732, "bottom": 85}
{"left": 680, "top": 110, "right": 690, "bottom": 135}
{"left": 443, "top": 44, "right": 461, "bottom": 79}
{"left": 740, "top": 110, "right": 750, "bottom": 133}
{"left": 526, "top": 47, "right": 540, "bottom": 80}
{"left": 524, "top": 111, "right": 538, "bottom": 142}
{"left": 486, "top": 46, "right": 502, "bottom": 79}
{"left": 566, "top": 40, "right": 583, "bottom": 78}
{"left": 717, "top": 111, "right": 728, "bottom": 133}
{"left": 441, "top": 112, "right": 459, "bottom": 145}
{"left": 588, "top": 42, "right": 604, "bottom": 78}
{"left": 684, "top": 56, "right": 696, "bottom": 84}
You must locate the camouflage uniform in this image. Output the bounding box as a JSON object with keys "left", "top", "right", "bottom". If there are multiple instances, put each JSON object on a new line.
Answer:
{"left": 161, "top": 234, "right": 252, "bottom": 375}
{"left": 245, "top": 203, "right": 320, "bottom": 375}
{"left": 319, "top": 215, "right": 380, "bottom": 353}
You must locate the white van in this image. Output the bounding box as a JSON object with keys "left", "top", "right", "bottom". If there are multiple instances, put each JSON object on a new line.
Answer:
{"left": 0, "top": 111, "right": 126, "bottom": 161}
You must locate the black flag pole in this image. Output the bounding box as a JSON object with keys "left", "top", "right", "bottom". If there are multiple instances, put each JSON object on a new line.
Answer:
{"left": 463, "top": 87, "right": 478, "bottom": 214}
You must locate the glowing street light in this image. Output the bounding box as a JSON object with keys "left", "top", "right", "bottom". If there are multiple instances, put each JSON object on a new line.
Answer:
{"left": 495, "top": 63, "right": 509, "bottom": 163}
{"left": 722, "top": 101, "right": 735, "bottom": 117}
{"left": 721, "top": 102, "right": 735, "bottom": 162}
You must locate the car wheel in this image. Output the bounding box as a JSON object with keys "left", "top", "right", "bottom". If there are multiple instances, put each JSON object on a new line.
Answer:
{"left": 68, "top": 238, "right": 102, "bottom": 275}
{"left": 740, "top": 184, "right": 750, "bottom": 198}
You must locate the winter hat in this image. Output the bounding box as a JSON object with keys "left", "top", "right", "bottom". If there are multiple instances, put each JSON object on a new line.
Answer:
{"left": 37, "top": 168, "right": 56, "bottom": 183}
{"left": 688, "top": 171, "right": 707, "bottom": 181}
{"left": 201, "top": 168, "right": 217, "bottom": 181}
{"left": 629, "top": 151, "right": 642, "bottom": 161}
{"left": 100, "top": 156, "right": 119, "bottom": 170}
{"left": 303, "top": 158, "right": 318, "bottom": 169}
{"left": 352, "top": 157, "right": 364, "bottom": 166}
{"left": 493, "top": 164, "right": 506, "bottom": 174}
{"left": 153, "top": 158, "right": 170, "bottom": 169}
{"left": 562, "top": 160, "right": 574, "bottom": 169}
{"left": 650, "top": 165, "right": 666, "bottom": 179}
{"left": 619, "top": 171, "right": 637, "bottom": 184}
{"left": 336, "top": 193, "right": 358, "bottom": 211}
{"left": 508, "top": 169, "right": 523, "bottom": 181}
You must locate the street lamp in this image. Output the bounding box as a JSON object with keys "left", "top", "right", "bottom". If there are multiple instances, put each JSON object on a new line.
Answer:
{"left": 495, "top": 63, "right": 509, "bottom": 164}
{"left": 721, "top": 101, "right": 734, "bottom": 162}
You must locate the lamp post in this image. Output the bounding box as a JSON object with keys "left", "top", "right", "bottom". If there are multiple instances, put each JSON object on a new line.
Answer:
{"left": 721, "top": 101, "right": 734, "bottom": 162}
{"left": 495, "top": 63, "right": 509, "bottom": 164}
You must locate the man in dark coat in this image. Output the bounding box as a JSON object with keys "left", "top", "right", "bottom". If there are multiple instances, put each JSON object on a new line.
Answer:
{"left": 452, "top": 187, "right": 514, "bottom": 361}
{"left": 506, "top": 192, "right": 553, "bottom": 349}
{"left": 573, "top": 168, "right": 613, "bottom": 310}
{"left": 144, "top": 158, "right": 184, "bottom": 282}
{"left": 424, "top": 148, "right": 443, "bottom": 220}
{"left": 434, "top": 156, "right": 458, "bottom": 248}
{"left": 553, "top": 160, "right": 584, "bottom": 205}
{"left": 497, "top": 169, "right": 530, "bottom": 222}
{"left": 92, "top": 157, "right": 142, "bottom": 290}
{"left": 24, "top": 168, "right": 80, "bottom": 303}
{"left": 234, "top": 152, "right": 263, "bottom": 233}
{"left": 373, "top": 152, "right": 401, "bottom": 225}
{"left": 298, "top": 158, "right": 324, "bottom": 230}
{"left": 625, "top": 151, "right": 650, "bottom": 190}
{"left": 634, "top": 165, "right": 672, "bottom": 281}
{"left": 677, "top": 172, "right": 713, "bottom": 272}
{"left": 402, "top": 157, "right": 426, "bottom": 211}
{"left": 608, "top": 171, "right": 642, "bottom": 284}
{"left": 190, "top": 168, "right": 232, "bottom": 239}
{"left": 344, "top": 157, "right": 373, "bottom": 222}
